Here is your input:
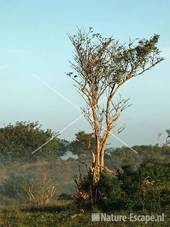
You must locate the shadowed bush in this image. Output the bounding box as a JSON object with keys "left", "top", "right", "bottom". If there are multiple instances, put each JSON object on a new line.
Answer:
{"left": 74, "top": 162, "right": 170, "bottom": 212}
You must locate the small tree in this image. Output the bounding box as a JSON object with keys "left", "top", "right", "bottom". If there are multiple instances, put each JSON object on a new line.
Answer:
{"left": 69, "top": 131, "right": 96, "bottom": 156}
{"left": 68, "top": 28, "right": 163, "bottom": 204}
{"left": 0, "top": 121, "right": 67, "bottom": 162}
{"left": 166, "top": 129, "right": 170, "bottom": 145}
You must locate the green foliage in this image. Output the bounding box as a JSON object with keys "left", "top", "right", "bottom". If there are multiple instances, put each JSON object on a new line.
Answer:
{"left": 0, "top": 121, "right": 67, "bottom": 163}
{"left": 69, "top": 131, "right": 96, "bottom": 156}
{"left": 138, "top": 162, "right": 170, "bottom": 210}
{"left": 166, "top": 129, "right": 170, "bottom": 145}
{"left": 0, "top": 206, "right": 169, "bottom": 227}
{"left": 108, "top": 145, "right": 170, "bottom": 169}
{"left": 69, "top": 28, "right": 163, "bottom": 89}
{"left": 0, "top": 168, "right": 58, "bottom": 205}
{"left": 0, "top": 173, "right": 26, "bottom": 200}
{"left": 98, "top": 172, "right": 125, "bottom": 211}
{"left": 74, "top": 161, "right": 170, "bottom": 212}
{"left": 118, "top": 162, "right": 170, "bottom": 211}
{"left": 166, "top": 129, "right": 170, "bottom": 137}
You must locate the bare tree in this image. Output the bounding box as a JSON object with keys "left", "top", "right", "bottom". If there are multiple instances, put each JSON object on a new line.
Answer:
{"left": 68, "top": 28, "right": 163, "bottom": 186}
{"left": 23, "top": 170, "right": 56, "bottom": 206}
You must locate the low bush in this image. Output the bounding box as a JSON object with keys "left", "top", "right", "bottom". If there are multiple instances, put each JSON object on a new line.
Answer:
{"left": 74, "top": 162, "right": 170, "bottom": 212}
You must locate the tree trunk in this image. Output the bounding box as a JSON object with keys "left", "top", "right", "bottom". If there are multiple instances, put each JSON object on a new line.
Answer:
{"left": 93, "top": 144, "right": 100, "bottom": 184}
{"left": 100, "top": 147, "right": 105, "bottom": 171}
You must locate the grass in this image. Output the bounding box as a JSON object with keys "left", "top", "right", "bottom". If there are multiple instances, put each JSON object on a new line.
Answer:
{"left": 0, "top": 201, "right": 169, "bottom": 227}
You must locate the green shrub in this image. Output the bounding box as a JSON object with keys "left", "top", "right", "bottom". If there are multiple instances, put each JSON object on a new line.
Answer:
{"left": 0, "top": 173, "right": 26, "bottom": 200}
{"left": 74, "top": 162, "right": 170, "bottom": 212}
{"left": 98, "top": 172, "right": 125, "bottom": 211}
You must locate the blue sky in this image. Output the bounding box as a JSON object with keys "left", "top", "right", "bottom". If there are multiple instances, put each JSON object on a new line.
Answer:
{"left": 0, "top": 0, "right": 169, "bottom": 147}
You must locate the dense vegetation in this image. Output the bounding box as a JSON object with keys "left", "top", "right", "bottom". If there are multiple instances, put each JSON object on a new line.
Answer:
{"left": 0, "top": 121, "right": 169, "bottom": 225}
{"left": 0, "top": 121, "right": 68, "bottom": 164}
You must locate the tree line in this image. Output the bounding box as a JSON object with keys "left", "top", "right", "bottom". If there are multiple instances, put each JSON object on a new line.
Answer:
{"left": 0, "top": 121, "right": 169, "bottom": 164}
